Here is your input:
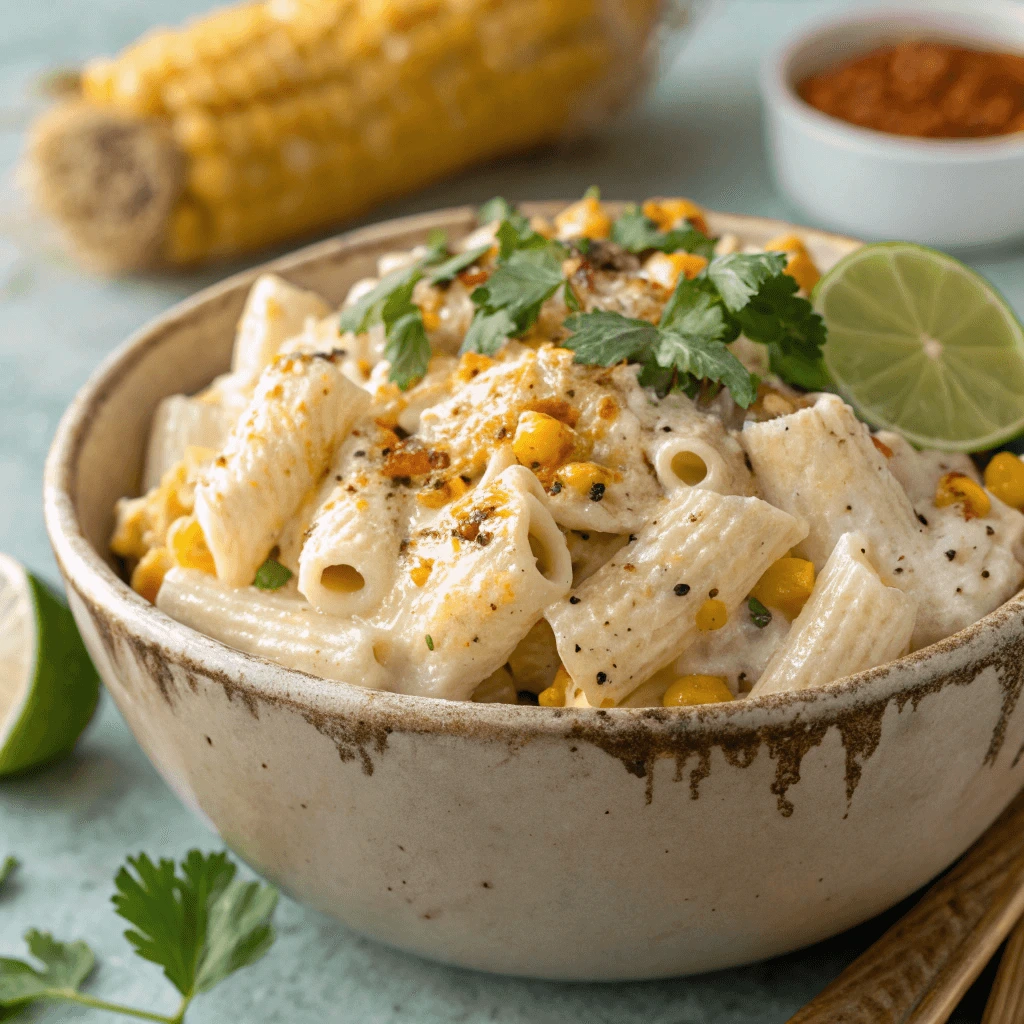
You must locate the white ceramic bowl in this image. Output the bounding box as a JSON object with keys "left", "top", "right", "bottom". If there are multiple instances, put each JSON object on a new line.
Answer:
{"left": 760, "top": 2, "right": 1024, "bottom": 249}
{"left": 44, "top": 205, "right": 1024, "bottom": 980}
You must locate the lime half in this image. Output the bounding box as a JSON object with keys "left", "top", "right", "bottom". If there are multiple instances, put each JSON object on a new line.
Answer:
{"left": 0, "top": 553, "right": 99, "bottom": 777}
{"left": 816, "top": 242, "right": 1024, "bottom": 452}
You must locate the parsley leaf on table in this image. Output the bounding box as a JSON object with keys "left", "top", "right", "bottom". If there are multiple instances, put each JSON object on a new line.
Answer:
{"left": 113, "top": 850, "right": 277, "bottom": 1002}
{"left": 0, "top": 931, "right": 94, "bottom": 1012}
{"left": 611, "top": 206, "right": 717, "bottom": 260}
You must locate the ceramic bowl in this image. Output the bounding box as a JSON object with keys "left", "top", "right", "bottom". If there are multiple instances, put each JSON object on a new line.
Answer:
{"left": 760, "top": 2, "right": 1024, "bottom": 249}
{"left": 44, "top": 205, "right": 1024, "bottom": 980}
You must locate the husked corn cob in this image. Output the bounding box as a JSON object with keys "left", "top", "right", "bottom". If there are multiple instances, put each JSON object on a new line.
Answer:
{"left": 28, "top": 0, "right": 663, "bottom": 272}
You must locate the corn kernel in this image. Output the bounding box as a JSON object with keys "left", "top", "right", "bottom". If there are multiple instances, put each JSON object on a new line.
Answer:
{"left": 642, "top": 198, "right": 709, "bottom": 236}
{"left": 513, "top": 410, "right": 577, "bottom": 471}
{"left": 555, "top": 461, "right": 621, "bottom": 496}
{"left": 130, "top": 547, "right": 174, "bottom": 603}
{"left": 455, "top": 351, "right": 495, "bottom": 383}
{"left": 554, "top": 196, "right": 611, "bottom": 241}
{"left": 539, "top": 665, "right": 571, "bottom": 707}
{"left": 167, "top": 515, "right": 216, "bottom": 574}
{"left": 662, "top": 674, "right": 733, "bottom": 707}
{"left": 421, "top": 308, "right": 441, "bottom": 331}
{"left": 935, "top": 472, "right": 991, "bottom": 520}
{"left": 644, "top": 251, "right": 708, "bottom": 290}
{"left": 410, "top": 558, "right": 434, "bottom": 587}
{"left": 696, "top": 598, "right": 728, "bottom": 631}
{"left": 985, "top": 452, "right": 1024, "bottom": 510}
{"left": 750, "top": 557, "right": 816, "bottom": 620}
{"left": 765, "top": 234, "right": 820, "bottom": 293}
{"left": 416, "top": 475, "right": 470, "bottom": 509}
{"left": 110, "top": 498, "right": 149, "bottom": 560}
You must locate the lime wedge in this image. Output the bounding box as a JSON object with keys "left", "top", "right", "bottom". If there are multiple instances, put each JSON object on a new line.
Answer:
{"left": 816, "top": 242, "right": 1024, "bottom": 452}
{"left": 0, "top": 553, "right": 99, "bottom": 777}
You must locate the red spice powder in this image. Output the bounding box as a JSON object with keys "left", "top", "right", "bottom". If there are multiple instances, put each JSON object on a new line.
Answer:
{"left": 798, "top": 40, "right": 1024, "bottom": 139}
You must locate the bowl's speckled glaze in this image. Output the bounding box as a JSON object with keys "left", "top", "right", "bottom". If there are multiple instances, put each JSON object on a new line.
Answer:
{"left": 44, "top": 205, "right": 1024, "bottom": 980}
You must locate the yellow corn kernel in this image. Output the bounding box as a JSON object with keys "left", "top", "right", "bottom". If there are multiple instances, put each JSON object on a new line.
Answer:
{"left": 642, "top": 197, "right": 709, "bottom": 236}
{"left": 410, "top": 558, "right": 434, "bottom": 587}
{"left": 695, "top": 598, "right": 728, "bottom": 631}
{"left": 750, "top": 556, "right": 816, "bottom": 620}
{"left": 455, "top": 351, "right": 495, "bottom": 383}
{"left": 662, "top": 674, "right": 733, "bottom": 707}
{"left": 167, "top": 515, "right": 216, "bottom": 574}
{"left": 935, "top": 471, "right": 991, "bottom": 520}
{"left": 130, "top": 547, "right": 174, "bottom": 603}
{"left": 529, "top": 215, "right": 556, "bottom": 239}
{"left": 985, "top": 452, "right": 1024, "bottom": 510}
{"left": 539, "top": 665, "right": 571, "bottom": 707}
{"left": 644, "top": 251, "right": 708, "bottom": 291}
{"left": 417, "top": 475, "right": 470, "bottom": 510}
{"left": 554, "top": 195, "right": 611, "bottom": 241}
{"left": 421, "top": 308, "right": 441, "bottom": 331}
{"left": 110, "top": 498, "right": 149, "bottom": 560}
{"left": 513, "top": 411, "right": 577, "bottom": 471}
{"left": 555, "top": 461, "right": 621, "bottom": 496}
{"left": 765, "top": 234, "right": 820, "bottom": 293}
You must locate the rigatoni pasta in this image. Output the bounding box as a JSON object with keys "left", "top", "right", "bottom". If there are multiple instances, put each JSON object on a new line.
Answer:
{"left": 111, "top": 194, "right": 1024, "bottom": 707}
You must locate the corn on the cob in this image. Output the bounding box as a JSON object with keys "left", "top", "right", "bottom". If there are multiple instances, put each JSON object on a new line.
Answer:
{"left": 28, "top": 0, "right": 663, "bottom": 272}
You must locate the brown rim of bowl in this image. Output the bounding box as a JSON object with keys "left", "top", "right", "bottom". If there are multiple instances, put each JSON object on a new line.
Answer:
{"left": 42, "top": 203, "right": 1024, "bottom": 738}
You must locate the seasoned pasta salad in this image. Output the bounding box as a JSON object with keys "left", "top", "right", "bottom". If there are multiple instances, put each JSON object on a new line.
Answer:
{"left": 111, "top": 193, "right": 1024, "bottom": 708}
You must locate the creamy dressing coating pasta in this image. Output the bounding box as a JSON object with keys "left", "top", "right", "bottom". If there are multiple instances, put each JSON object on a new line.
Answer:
{"left": 113, "top": 203, "right": 1024, "bottom": 707}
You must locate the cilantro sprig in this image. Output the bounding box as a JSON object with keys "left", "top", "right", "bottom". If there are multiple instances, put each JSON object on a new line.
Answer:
{"left": 0, "top": 850, "right": 277, "bottom": 1024}
{"left": 563, "top": 251, "right": 827, "bottom": 407}
{"left": 611, "top": 204, "right": 717, "bottom": 260}
{"left": 253, "top": 557, "right": 292, "bottom": 590}
{"left": 0, "top": 856, "right": 16, "bottom": 891}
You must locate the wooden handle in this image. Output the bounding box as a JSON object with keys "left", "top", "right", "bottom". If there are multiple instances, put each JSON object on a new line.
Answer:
{"left": 789, "top": 789, "right": 1024, "bottom": 1024}
{"left": 982, "top": 916, "right": 1024, "bottom": 1024}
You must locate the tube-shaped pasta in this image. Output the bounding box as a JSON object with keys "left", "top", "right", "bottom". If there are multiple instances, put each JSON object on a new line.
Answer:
{"left": 194, "top": 351, "right": 369, "bottom": 587}
{"left": 156, "top": 568, "right": 389, "bottom": 688}
{"left": 143, "top": 395, "right": 238, "bottom": 491}
{"left": 231, "top": 274, "right": 331, "bottom": 382}
{"left": 298, "top": 452, "right": 410, "bottom": 618}
{"left": 547, "top": 488, "right": 807, "bottom": 705}
{"left": 750, "top": 533, "right": 917, "bottom": 697}
{"left": 643, "top": 400, "right": 753, "bottom": 497}
{"left": 741, "top": 394, "right": 923, "bottom": 569}
{"left": 373, "top": 466, "right": 572, "bottom": 700}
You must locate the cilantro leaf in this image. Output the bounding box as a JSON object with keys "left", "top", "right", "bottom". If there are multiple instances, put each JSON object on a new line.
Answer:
{"left": 562, "top": 311, "right": 661, "bottom": 366}
{"left": 384, "top": 310, "right": 433, "bottom": 389}
{"left": 471, "top": 246, "right": 565, "bottom": 334}
{"left": 495, "top": 218, "right": 549, "bottom": 259}
{"left": 112, "top": 850, "right": 277, "bottom": 1001}
{"left": 0, "top": 931, "right": 94, "bottom": 1010}
{"left": 748, "top": 597, "right": 773, "bottom": 628}
{"left": 767, "top": 344, "right": 832, "bottom": 391}
{"left": 460, "top": 309, "right": 517, "bottom": 356}
{"left": 428, "top": 244, "right": 492, "bottom": 285}
{"left": 706, "top": 252, "right": 788, "bottom": 312}
{"left": 338, "top": 265, "right": 419, "bottom": 336}
{"left": 611, "top": 206, "right": 716, "bottom": 259}
{"left": 0, "top": 858, "right": 16, "bottom": 892}
{"left": 654, "top": 330, "right": 757, "bottom": 409}
{"left": 478, "top": 197, "right": 516, "bottom": 225}
{"left": 253, "top": 559, "right": 292, "bottom": 590}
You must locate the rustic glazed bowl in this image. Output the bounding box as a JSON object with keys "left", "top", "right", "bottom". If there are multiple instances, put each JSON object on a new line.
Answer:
{"left": 44, "top": 205, "right": 1024, "bottom": 980}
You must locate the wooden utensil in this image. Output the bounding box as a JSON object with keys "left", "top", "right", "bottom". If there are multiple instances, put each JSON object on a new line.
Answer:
{"left": 789, "top": 789, "right": 1024, "bottom": 1024}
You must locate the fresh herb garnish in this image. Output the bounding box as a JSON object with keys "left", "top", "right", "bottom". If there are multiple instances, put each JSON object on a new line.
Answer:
{"left": 428, "top": 244, "right": 493, "bottom": 285}
{"left": 0, "top": 850, "right": 277, "bottom": 1023}
{"left": 0, "top": 856, "right": 16, "bottom": 891}
{"left": 748, "top": 596, "right": 773, "bottom": 628}
{"left": 339, "top": 240, "right": 452, "bottom": 390}
{"left": 562, "top": 250, "right": 827, "bottom": 404}
{"left": 425, "top": 634, "right": 434, "bottom": 651}
{"left": 252, "top": 558, "right": 292, "bottom": 590}
{"left": 611, "top": 204, "right": 717, "bottom": 260}
{"left": 461, "top": 245, "right": 566, "bottom": 356}
{"left": 563, "top": 276, "right": 758, "bottom": 407}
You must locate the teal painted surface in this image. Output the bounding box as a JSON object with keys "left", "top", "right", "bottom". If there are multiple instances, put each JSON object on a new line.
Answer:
{"left": 0, "top": 1, "right": 1019, "bottom": 1019}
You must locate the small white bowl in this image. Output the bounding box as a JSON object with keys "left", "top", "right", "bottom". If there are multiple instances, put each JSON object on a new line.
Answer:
{"left": 760, "top": 2, "right": 1024, "bottom": 249}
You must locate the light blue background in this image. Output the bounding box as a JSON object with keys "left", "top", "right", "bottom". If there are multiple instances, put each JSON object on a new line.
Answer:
{"left": 1, "top": 1, "right": 1019, "bottom": 1020}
